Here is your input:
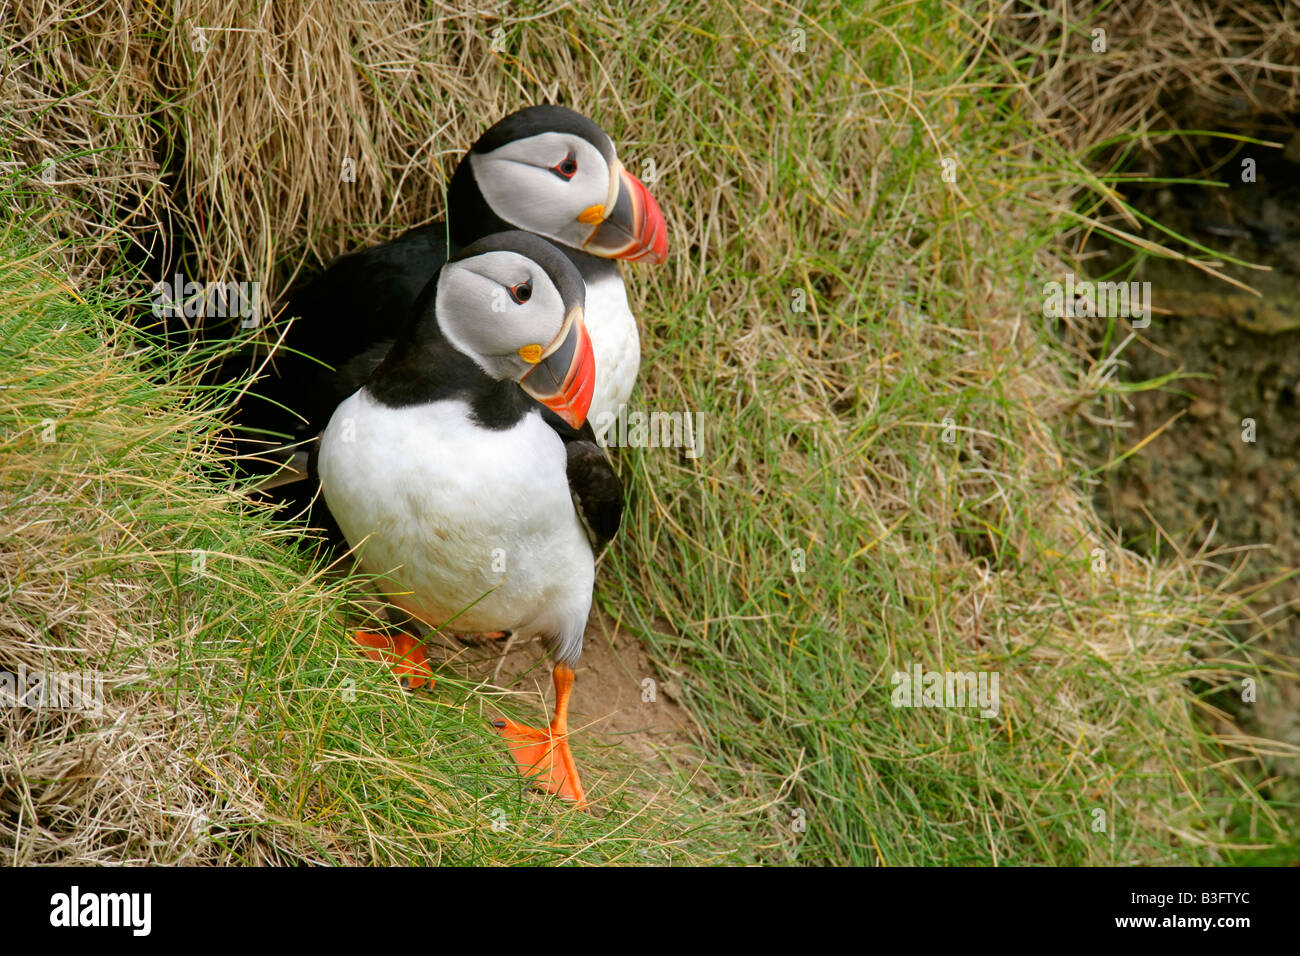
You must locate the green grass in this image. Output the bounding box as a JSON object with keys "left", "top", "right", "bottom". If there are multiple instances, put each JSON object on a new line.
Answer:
{"left": 1, "top": 0, "right": 1295, "bottom": 865}
{"left": 592, "top": 2, "right": 1295, "bottom": 863}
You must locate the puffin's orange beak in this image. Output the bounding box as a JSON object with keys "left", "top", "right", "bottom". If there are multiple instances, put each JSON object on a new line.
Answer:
{"left": 580, "top": 163, "right": 668, "bottom": 264}
{"left": 519, "top": 306, "right": 595, "bottom": 429}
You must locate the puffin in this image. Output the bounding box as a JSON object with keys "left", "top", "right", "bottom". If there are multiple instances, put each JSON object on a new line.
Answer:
{"left": 316, "top": 231, "right": 622, "bottom": 807}
{"left": 243, "top": 104, "right": 667, "bottom": 488}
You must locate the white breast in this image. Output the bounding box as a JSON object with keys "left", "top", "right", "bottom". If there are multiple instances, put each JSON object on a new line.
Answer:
{"left": 317, "top": 391, "right": 593, "bottom": 663}
{"left": 583, "top": 270, "right": 639, "bottom": 421}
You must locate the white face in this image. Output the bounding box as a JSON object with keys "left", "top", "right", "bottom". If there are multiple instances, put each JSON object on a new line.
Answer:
{"left": 436, "top": 249, "right": 569, "bottom": 381}
{"left": 469, "top": 132, "right": 617, "bottom": 249}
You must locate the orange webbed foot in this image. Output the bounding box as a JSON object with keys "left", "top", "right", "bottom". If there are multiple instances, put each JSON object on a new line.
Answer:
{"left": 492, "top": 717, "right": 587, "bottom": 809}
{"left": 492, "top": 663, "right": 586, "bottom": 808}
{"left": 353, "top": 630, "right": 434, "bottom": 690}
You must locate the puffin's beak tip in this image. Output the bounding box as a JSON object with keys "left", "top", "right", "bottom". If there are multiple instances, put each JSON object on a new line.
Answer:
{"left": 520, "top": 313, "right": 596, "bottom": 429}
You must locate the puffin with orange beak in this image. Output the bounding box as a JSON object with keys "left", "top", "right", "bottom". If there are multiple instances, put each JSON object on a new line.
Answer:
{"left": 316, "top": 232, "right": 621, "bottom": 807}
{"left": 242, "top": 105, "right": 667, "bottom": 477}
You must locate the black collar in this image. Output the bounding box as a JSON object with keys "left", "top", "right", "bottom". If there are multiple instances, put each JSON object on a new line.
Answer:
{"left": 366, "top": 331, "right": 535, "bottom": 430}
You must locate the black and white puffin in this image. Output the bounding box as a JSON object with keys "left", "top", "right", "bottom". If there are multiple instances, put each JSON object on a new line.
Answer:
{"left": 245, "top": 104, "right": 667, "bottom": 479}
{"left": 316, "top": 231, "right": 621, "bottom": 807}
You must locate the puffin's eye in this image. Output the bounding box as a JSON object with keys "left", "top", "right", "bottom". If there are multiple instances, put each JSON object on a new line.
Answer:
{"left": 508, "top": 281, "right": 532, "bottom": 304}
{"left": 552, "top": 153, "right": 578, "bottom": 180}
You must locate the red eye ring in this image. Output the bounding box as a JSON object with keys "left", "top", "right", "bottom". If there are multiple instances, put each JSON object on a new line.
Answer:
{"left": 509, "top": 281, "right": 532, "bottom": 304}
{"left": 552, "top": 153, "right": 578, "bottom": 180}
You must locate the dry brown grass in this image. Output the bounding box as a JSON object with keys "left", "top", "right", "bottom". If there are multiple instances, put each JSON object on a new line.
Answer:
{"left": 1002, "top": 0, "right": 1300, "bottom": 146}
{"left": 999, "top": 0, "right": 1300, "bottom": 286}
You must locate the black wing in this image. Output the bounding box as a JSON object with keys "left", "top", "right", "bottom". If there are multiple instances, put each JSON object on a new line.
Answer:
{"left": 562, "top": 424, "right": 623, "bottom": 558}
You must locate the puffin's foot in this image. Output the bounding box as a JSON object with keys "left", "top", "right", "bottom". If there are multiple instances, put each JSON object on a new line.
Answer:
{"left": 353, "top": 630, "right": 434, "bottom": 690}
{"left": 492, "top": 718, "right": 587, "bottom": 809}
{"left": 453, "top": 629, "right": 513, "bottom": 646}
